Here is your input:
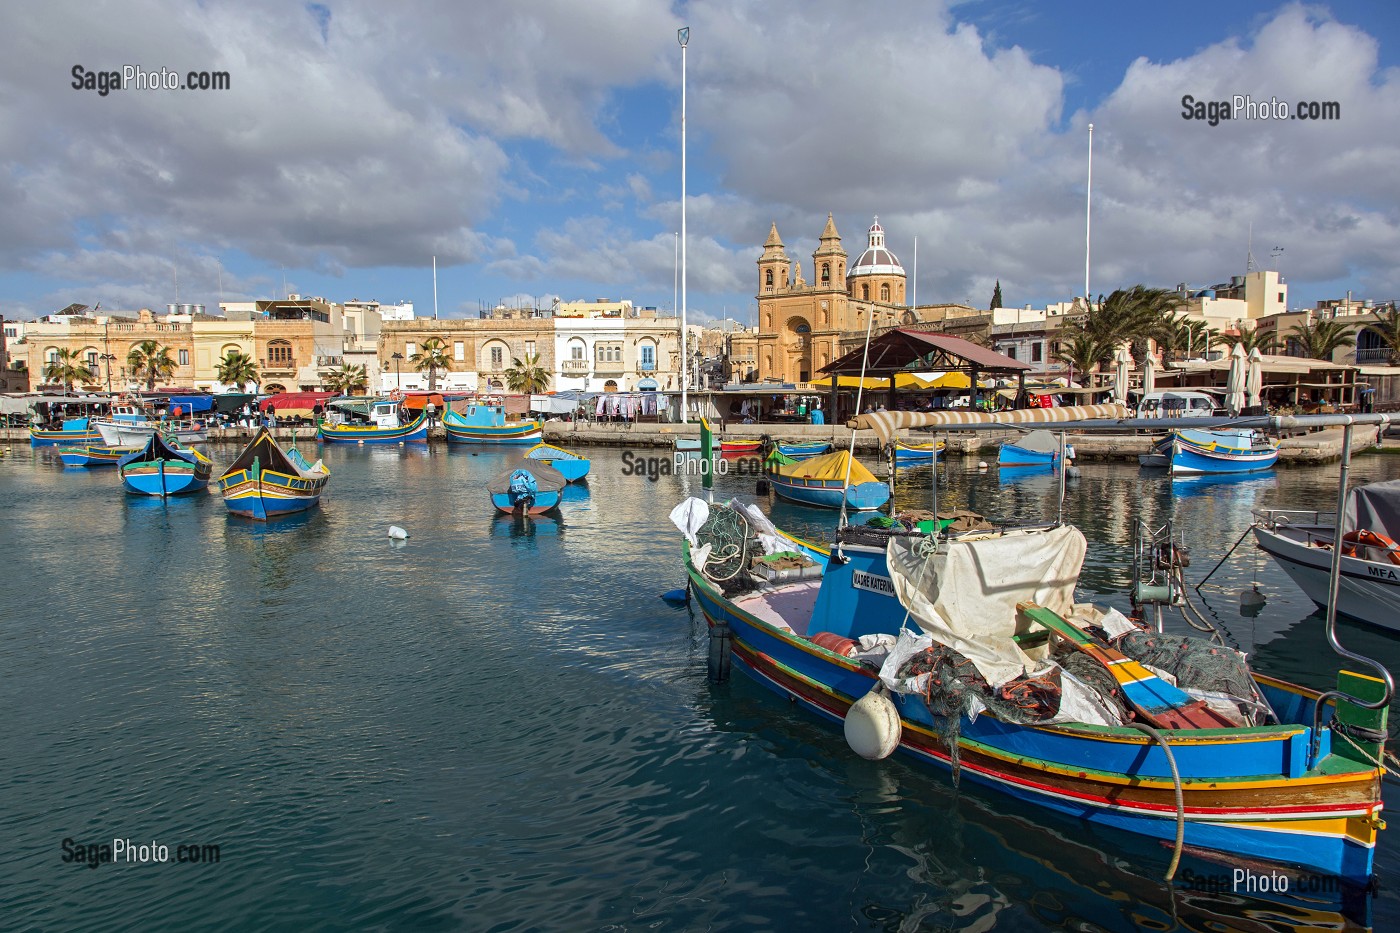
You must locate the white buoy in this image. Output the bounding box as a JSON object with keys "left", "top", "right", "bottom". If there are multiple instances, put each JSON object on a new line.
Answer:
{"left": 1240, "top": 586, "right": 1266, "bottom": 607}
{"left": 977, "top": 460, "right": 988, "bottom": 471}
{"left": 388, "top": 525, "right": 409, "bottom": 540}
{"left": 845, "top": 685, "right": 901, "bottom": 760}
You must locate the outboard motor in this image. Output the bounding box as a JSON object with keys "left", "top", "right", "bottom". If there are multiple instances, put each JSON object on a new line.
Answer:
{"left": 508, "top": 469, "right": 537, "bottom": 512}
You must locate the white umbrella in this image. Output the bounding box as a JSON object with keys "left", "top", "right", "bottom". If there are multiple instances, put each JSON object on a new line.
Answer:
{"left": 1225, "top": 342, "right": 1247, "bottom": 415}
{"left": 1112, "top": 345, "right": 1131, "bottom": 405}
{"left": 1246, "top": 347, "right": 1263, "bottom": 410}
{"left": 1142, "top": 354, "right": 1157, "bottom": 397}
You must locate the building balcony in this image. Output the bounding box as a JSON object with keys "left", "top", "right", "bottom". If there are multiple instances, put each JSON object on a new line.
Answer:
{"left": 262, "top": 358, "right": 296, "bottom": 373}
{"left": 1356, "top": 348, "right": 1393, "bottom": 364}
{"left": 637, "top": 361, "right": 656, "bottom": 372}
{"left": 593, "top": 360, "right": 625, "bottom": 375}
{"left": 561, "top": 359, "right": 589, "bottom": 373}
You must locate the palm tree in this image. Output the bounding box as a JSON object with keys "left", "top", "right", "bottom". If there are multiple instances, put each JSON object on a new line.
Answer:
{"left": 1363, "top": 304, "right": 1400, "bottom": 365}
{"left": 410, "top": 337, "right": 451, "bottom": 391}
{"left": 1286, "top": 318, "right": 1355, "bottom": 361}
{"left": 1053, "top": 331, "right": 1113, "bottom": 387}
{"left": 215, "top": 350, "right": 259, "bottom": 387}
{"left": 126, "top": 339, "right": 176, "bottom": 391}
{"left": 504, "top": 353, "right": 551, "bottom": 394}
{"left": 1218, "top": 327, "right": 1276, "bottom": 355}
{"left": 322, "top": 363, "right": 368, "bottom": 395}
{"left": 1156, "top": 313, "right": 1219, "bottom": 364}
{"left": 1092, "top": 286, "right": 1181, "bottom": 350}
{"left": 43, "top": 348, "right": 95, "bottom": 393}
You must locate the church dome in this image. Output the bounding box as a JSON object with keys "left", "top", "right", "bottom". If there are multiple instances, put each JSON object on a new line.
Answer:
{"left": 849, "top": 217, "right": 904, "bottom": 277}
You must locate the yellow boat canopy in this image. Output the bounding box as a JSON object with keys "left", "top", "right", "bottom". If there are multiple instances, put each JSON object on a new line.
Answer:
{"left": 810, "top": 371, "right": 977, "bottom": 390}
{"left": 772, "top": 448, "right": 878, "bottom": 485}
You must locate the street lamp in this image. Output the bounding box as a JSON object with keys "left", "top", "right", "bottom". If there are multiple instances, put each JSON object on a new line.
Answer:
{"left": 100, "top": 353, "right": 116, "bottom": 395}
{"left": 391, "top": 351, "right": 403, "bottom": 393}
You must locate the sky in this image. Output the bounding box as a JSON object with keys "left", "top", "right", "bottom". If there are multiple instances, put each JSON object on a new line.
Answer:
{"left": 2, "top": 0, "right": 1398, "bottom": 325}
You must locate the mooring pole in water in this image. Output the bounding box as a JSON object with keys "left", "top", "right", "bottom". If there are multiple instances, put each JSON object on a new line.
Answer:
{"left": 707, "top": 618, "right": 732, "bottom": 683}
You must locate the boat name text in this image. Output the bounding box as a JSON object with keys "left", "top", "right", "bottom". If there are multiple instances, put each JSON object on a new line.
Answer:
{"left": 61, "top": 837, "right": 221, "bottom": 869}
{"left": 852, "top": 571, "right": 896, "bottom": 597}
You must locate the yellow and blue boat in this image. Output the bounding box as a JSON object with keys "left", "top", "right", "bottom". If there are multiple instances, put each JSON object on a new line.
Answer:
{"left": 525, "top": 442, "right": 590, "bottom": 481}
{"left": 766, "top": 448, "right": 890, "bottom": 511}
{"left": 58, "top": 444, "right": 136, "bottom": 467}
{"left": 678, "top": 501, "right": 1388, "bottom": 883}
{"left": 443, "top": 401, "right": 541, "bottom": 445}
{"left": 317, "top": 399, "right": 428, "bottom": 444}
{"left": 30, "top": 417, "right": 103, "bottom": 447}
{"left": 118, "top": 433, "right": 212, "bottom": 497}
{"left": 218, "top": 428, "right": 329, "bottom": 520}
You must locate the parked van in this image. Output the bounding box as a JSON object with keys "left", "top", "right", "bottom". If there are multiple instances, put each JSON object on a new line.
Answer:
{"left": 1135, "top": 391, "right": 1220, "bottom": 418}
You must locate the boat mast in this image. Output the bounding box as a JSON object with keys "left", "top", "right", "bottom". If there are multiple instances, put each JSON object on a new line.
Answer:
{"left": 678, "top": 26, "right": 690, "bottom": 426}
{"left": 1084, "top": 123, "right": 1093, "bottom": 309}
{"left": 838, "top": 299, "right": 878, "bottom": 530}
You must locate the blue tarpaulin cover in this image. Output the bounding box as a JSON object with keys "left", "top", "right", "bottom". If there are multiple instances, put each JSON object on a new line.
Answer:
{"left": 167, "top": 395, "right": 215, "bottom": 412}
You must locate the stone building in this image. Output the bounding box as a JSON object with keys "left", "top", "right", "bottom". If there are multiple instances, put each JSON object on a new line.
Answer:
{"left": 19, "top": 308, "right": 197, "bottom": 391}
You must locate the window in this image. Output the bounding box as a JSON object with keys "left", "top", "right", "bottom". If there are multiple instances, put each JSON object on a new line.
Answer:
{"left": 570, "top": 341, "right": 584, "bottom": 361}
{"left": 406, "top": 342, "right": 417, "bottom": 358}
{"left": 765, "top": 269, "right": 773, "bottom": 287}
{"left": 880, "top": 284, "right": 890, "bottom": 302}
{"left": 595, "top": 343, "right": 621, "bottom": 363}
{"left": 491, "top": 346, "right": 503, "bottom": 366}
{"left": 821, "top": 263, "right": 830, "bottom": 284}
{"left": 1031, "top": 343, "right": 1042, "bottom": 363}
{"left": 46, "top": 347, "right": 59, "bottom": 364}
{"left": 86, "top": 350, "right": 98, "bottom": 367}
{"left": 1005, "top": 345, "right": 1017, "bottom": 360}
{"left": 454, "top": 341, "right": 465, "bottom": 361}
{"left": 639, "top": 343, "right": 655, "bottom": 369}
{"left": 862, "top": 285, "right": 869, "bottom": 300}
{"left": 1278, "top": 292, "right": 1285, "bottom": 303}
{"left": 524, "top": 340, "right": 535, "bottom": 357}
{"left": 268, "top": 340, "right": 293, "bottom": 364}
{"left": 178, "top": 349, "right": 189, "bottom": 366}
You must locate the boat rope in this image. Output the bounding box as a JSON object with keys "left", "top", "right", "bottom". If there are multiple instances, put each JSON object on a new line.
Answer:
{"left": 1126, "top": 722, "right": 1185, "bottom": 882}
{"left": 1331, "top": 726, "right": 1400, "bottom": 779}
{"left": 1194, "top": 521, "right": 1258, "bottom": 591}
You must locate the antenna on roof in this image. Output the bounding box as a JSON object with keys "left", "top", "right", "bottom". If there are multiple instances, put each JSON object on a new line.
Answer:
{"left": 1246, "top": 222, "right": 1256, "bottom": 273}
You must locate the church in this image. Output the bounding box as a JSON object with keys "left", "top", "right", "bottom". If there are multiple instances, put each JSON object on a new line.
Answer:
{"left": 732, "top": 215, "right": 923, "bottom": 385}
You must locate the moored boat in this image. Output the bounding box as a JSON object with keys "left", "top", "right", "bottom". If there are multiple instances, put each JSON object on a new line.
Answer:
{"left": 118, "top": 433, "right": 212, "bottom": 497}
{"left": 443, "top": 400, "right": 541, "bottom": 445}
{"left": 674, "top": 498, "right": 1389, "bottom": 882}
{"left": 1164, "top": 428, "right": 1278, "bottom": 475}
{"left": 766, "top": 448, "right": 890, "bottom": 511}
{"left": 892, "top": 439, "right": 943, "bottom": 465}
{"left": 525, "top": 442, "right": 590, "bottom": 481}
{"left": 719, "top": 438, "right": 763, "bottom": 456}
{"left": 317, "top": 400, "right": 428, "bottom": 444}
{"left": 488, "top": 459, "right": 566, "bottom": 515}
{"left": 95, "top": 400, "right": 208, "bottom": 447}
{"left": 58, "top": 443, "right": 136, "bottom": 467}
{"left": 997, "top": 429, "right": 1065, "bottom": 467}
{"left": 217, "top": 428, "right": 329, "bottom": 519}
{"left": 30, "top": 417, "right": 103, "bottom": 447}
{"left": 1254, "top": 478, "right": 1400, "bottom": 632}
{"left": 776, "top": 440, "right": 832, "bottom": 461}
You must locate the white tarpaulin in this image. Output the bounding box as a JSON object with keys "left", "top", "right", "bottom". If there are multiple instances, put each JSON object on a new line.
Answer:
{"left": 530, "top": 394, "right": 578, "bottom": 414}
{"left": 884, "top": 526, "right": 1086, "bottom": 686}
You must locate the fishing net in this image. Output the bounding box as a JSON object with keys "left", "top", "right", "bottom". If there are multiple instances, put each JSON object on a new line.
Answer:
{"left": 1113, "top": 629, "right": 1266, "bottom": 724}
{"left": 694, "top": 505, "right": 761, "bottom": 596}
{"left": 897, "top": 643, "right": 1065, "bottom": 785}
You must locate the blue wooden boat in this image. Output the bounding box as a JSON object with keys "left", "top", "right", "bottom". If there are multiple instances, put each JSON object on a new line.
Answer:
{"left": 30, "top": 417, "right": 103, "bottom": 447}
{"left": 776, "top": 440, "right": 832, "bottom": 461}
{"left": 525, "top": 442, "right": 590, "bottom": 481}
{"left": 997, "top": 429, "right": 1063, "bottom": 467}
{"left": 118, "top": 433, "right": 212, "bottom": 496}
{"left": 443, "top": 401, "right": 541, "bottom": 445}
{"left": 58, "top": 444, "right": 136, "bottom": 467}
{"left": 676, "top": 501, "right": 1389, "bottom": 882}
{"left": 317, "top": 402, "right": 428, "bottom": 444}
{"left": 217, "top": 428, "right": 329, "bottom": 520}
{"left": 488, "top": 459, "right": 566, "bottom": 515}
{"left": 1166, "top": 428, "right": 1278, "bottom": 475}
{"left": 674, "top": 437, "right": 701, "bottom": 456}
{"left": 766, "top": 448, "right": 890, "bottom": 511}
{"left": 892, "top": 439, "right": 942, "bottom": 465}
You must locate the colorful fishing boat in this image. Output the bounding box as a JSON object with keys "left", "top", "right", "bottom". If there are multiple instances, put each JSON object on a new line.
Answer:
{"left": 57, "top": 444, "right": 136, "bottom": 467}
{"left": 776, "top": 440, "right": 832, "bottom": 461}
{"left": 217, "top": 428, "right": 329, "bottom": 519}
{"left": 1254, "top": 479, "right": 1400, "bottom": 632}
{"left": 997, "top": 429, "right": 1065, "bottom": 467}
{"left": 118, "top": 433, "right": 213, "bottom": 497}
{"left": 674, "top": 437, "right": 701, "bottom": 456}
{"left": 766, "top": 448, "right": 890, "bottom": 510}
{"left": 892, "top": 439, "right": 943, "bottom": 465}
{"left": 95, "top": 401, "right": 207, "bottom": 447}
{"left": 30, "top": 417, "right": 103, "bottom": 447}
{"left": 1163, "top": 428, "right": 1278, "bottom": 475}
{"left": 719, "top": 438, "right": 763, "bottom": 456}
{"left": 673, "top": 498, "right": 1389, "bottom": 882}
{"left": 487, "top": 459, "right": 566, "bottom": 515}
{"left": 317, "top": 400, "right": 428, "bottom": 444}
{"left": 442, "top": 400, "right": 542, "bottom": 445}
{"left": 525, "top": 442, "right": 590, "bottom": 481}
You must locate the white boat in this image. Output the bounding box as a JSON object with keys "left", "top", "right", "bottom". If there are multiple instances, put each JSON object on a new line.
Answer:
{"left": 95, "top": 401, "right": 208, "bottom": 446}
{"left": 1253, "top": 478, "right": 1400, "bottom": 632}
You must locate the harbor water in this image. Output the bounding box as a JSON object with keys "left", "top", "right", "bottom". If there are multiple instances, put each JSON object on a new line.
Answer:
{"left": 4, "top": 441, "right": 1399, "bottom": 931}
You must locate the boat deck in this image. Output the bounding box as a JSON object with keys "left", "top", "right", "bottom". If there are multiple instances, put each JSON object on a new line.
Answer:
{"left": 733, "top": 580, "right": 821, "bottom": 636}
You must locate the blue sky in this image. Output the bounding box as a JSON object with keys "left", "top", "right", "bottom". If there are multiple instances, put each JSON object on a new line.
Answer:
{"left": 3, "top": 0, "right": 1399, "bottom": 324}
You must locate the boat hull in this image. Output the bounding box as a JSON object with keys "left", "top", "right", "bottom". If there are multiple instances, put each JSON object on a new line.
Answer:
{"left": 96, "top": 421, "right": 208, "bottom": 447}
{"left": 120, "top": 459, "right": 212, "bottom": 496}
{"left": 58, "top": 445, "right": 133, "bottom": 467}
{"left": 317, "top": 413, "right": 429, "bottom": 444}
{"left": 777, "top": 442, "right": 832, "bottom": 460}
{"left": 998, "top": 443, "right": 1058, "bottom": 467}
{"left": 768, "top": 475, "right": 890, "bottom": 510}
{"left": 1254, "top": 525, "right": 1400, "bottom": 631}
{"left": 688, "top": 563, "right": 1382, "bottom": 881}
{"left": 490, "top": 491, "right": 562, "bottom": 515}
{"left": 1169, "top": 433, "right": 1278, "bottom": 474}
{"left": 444, "top": 422, "right": 542, "bottom": 445}
{"left": 220, "top": 471, "right": 326, "bottom": 519}
{"left": 893, "top": 442, "right": 940, "bottom": 465}
{"left": 31, "top": 428, "right": 103, "bottom": 448}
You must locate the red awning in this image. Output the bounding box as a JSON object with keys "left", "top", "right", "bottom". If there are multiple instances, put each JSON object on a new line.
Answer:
{"left": 259, "top": 391, "right": 335, "bottom": 412}
{"left": 399, "top": 392, "right": 446, "bottom": 411}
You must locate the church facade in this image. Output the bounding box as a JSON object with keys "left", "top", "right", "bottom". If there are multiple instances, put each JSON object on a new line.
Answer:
{"left": 731, "top": 215, "right": 915, "bottom": 385}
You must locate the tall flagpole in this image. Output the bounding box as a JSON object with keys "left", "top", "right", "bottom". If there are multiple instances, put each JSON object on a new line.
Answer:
{"left": 1085, "top": 123, "right": 1093, "bottom": 308}
{"left": 679, "top": 26, "right": 690, "bottom": 423}
{"left": 433, "top": 255, "right": 438, "bottom": 320}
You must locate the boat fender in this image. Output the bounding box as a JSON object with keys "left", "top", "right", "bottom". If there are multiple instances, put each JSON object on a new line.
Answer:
{"left": 845, "top": 684, "right": 901, "bottom": 760}
{"left": 388, "top": 525, "right": 409, "bottom": 540}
